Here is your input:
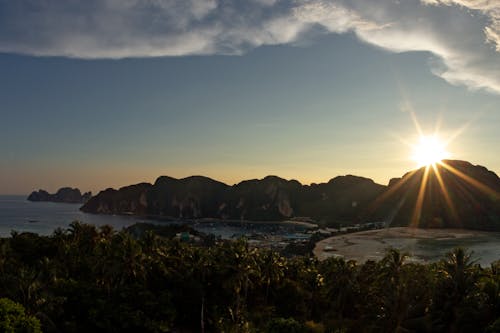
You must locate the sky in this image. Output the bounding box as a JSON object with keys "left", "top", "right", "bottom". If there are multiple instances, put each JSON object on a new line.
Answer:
{"left": 0, "top": 0, "right": 499, "bottom": 195}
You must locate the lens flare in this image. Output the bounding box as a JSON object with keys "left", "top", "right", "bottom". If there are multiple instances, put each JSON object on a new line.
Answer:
{"left": 411, "top": 135, "right": 450, "bottom": 167}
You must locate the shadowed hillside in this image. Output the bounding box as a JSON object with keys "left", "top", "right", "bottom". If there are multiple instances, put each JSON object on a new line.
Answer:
{"left": 368, "top": 160, "right": 500, "bottom": 230}
{"left": 81, "top": 174, "right": 385, "bottom": 224}
{"left": 81, "top": 160, "right": 500, "bottom": 229}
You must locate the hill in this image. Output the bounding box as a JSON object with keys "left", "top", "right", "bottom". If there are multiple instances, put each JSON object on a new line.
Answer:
{"left": 28, "top": 187, "right": 92, "bottom": 204}
{"left": 80, "top": 160, "right": 500, "bottom": 229}
{"left": 81, "top": 174, "right": 385, "bottom": 224}
{"left": 367, "top": 160, "right": 500, "bottom": 230}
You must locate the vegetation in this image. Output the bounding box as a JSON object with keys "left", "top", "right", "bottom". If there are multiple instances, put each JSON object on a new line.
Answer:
{"left": 0, "top": 298, "right": 41, "bottom": 333}
{"left": 0, "top": 222, "right": 498, "bottom": 332}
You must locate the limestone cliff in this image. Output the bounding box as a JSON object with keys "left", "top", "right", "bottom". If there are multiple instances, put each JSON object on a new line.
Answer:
{"left": 80, "top": 160, "right": 500, "bottom": 229}
{"left": 28, "top": 187, "right": 92, "bottom": 204}
{"left": 81, "top": 174, "right": 385, "bottom": 224}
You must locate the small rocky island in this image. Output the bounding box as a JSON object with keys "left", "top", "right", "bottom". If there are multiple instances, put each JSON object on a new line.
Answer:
{"left": 28, "top": 187, "right": 92, "bottom": 204}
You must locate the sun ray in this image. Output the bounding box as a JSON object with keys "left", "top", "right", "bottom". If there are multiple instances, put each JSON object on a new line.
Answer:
{"left": 443, "top": 121, "right": 471, "bottom": 147}
{"left": 439, "top": 161, "right": 500, "bottom": 200}
{"left": 410, "top": 165, "right": 430, "bottom": 227}
{"left": 431, "top": 163, "right": 460, "bottom": 226}
{"left": 362, "top": 169, "right": 420, "bottom": 223}
{"left": 386, "top": 100, "right": 497, "bottom": 231}
{"left": 434, "top": 111, "right": 444, "bottom": 135}
{"left": 395, "top": 80, "right": 423, "bottom": 138}
{"left": 409, "top": 110, "right": 424, "bottom": 138}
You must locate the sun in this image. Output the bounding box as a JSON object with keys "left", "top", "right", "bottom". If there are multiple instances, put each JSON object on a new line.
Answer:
{"left": 411, "top": 135, "right": 450, "bottom": 167}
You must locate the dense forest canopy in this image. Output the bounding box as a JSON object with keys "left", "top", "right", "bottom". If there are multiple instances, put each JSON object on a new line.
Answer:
{"left": 0, "top": 222, "right": 499, "bottom": 332}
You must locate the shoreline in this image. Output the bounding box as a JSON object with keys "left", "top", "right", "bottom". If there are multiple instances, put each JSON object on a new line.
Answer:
{"left": 314, "top": 227, "right": 500, "bottom": 263}
{"left": 79, "top": 211, "right": 318, "bottom": 228}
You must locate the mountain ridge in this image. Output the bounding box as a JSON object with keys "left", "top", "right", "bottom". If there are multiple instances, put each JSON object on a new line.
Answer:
{"left": 369, "top": 160, "right": 500, "bottom": 230}
{"left": 80, "top": 160, "right": 500, "bottom": 230}
{"left": 81, "top": 173, "right": 386, "bottom": 224}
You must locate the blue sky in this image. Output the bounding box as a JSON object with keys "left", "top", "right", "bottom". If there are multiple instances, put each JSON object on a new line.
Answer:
{"left": 0, "top": 0, "right": 499, "bottom": 194}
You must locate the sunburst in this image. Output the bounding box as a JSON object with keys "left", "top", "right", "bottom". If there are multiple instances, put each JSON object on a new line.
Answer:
{"left": 367, "top": 107, "right": 499, "bottom": 229}
{"left": 411, "top": 135, "right": 450, "bottom": 167}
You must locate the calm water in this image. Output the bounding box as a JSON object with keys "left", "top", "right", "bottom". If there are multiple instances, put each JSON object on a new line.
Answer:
{"left": 0, "top": 195, "right": 309, "bottom": 239}
{"left": 0, "top": 195, "right": 156, "bottom": 237}
{"left": 2, "top": 196, "right": 499, "bottom": 265}
{"left": 394, "top": 236, "right": 500, "bottom": 266}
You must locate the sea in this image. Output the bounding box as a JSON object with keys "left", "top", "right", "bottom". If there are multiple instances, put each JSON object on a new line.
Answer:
{"left": 0, "top": 195, "right": 310, "bottom": 239}
{"left": 0, "top": 195, "right": 153, "bottom": 237}
{"left": 1, "top": 195, "right": 499, "bottom": 266}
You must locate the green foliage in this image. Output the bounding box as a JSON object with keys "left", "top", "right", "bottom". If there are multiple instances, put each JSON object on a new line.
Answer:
{"left": 0, "top": 298, "right": 41, "bottom": 333}
{"left": 267, "top": 317, "right": 303, "bottom": 333}
{"left": 0, "top": 222, "right": 498, "bottom": 332}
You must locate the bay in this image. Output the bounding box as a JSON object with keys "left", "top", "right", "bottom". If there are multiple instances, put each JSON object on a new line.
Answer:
{"left": 0, "top": 195, "right": 310, "bottom": 239}
{"left": 2, "top": 195, "right": 499, "bottom": 266}
{"left": 0, "top": 195, "right": 154, "bottom": 237}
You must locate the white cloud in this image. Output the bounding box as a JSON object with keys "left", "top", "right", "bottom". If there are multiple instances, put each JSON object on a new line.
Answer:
{"left": 485, "top": 26, "right": 500, "bottom": 51}
{"left": 339, "top": 0, "right": 500, "bottom": 93}
{"left": 424, "top": 0, "right": 500, "bottom": 52}
{"left": 0, "top": 0, "right": 499, "bottom": 93}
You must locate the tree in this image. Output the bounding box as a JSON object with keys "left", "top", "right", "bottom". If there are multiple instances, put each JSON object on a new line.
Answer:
{"left": 319, "top": 257, "right": 358, "bottom": 329}
{"left": 267, "top": 317, "right": 303, "bottom": 333}
{"left": 0, "top": 298, "right": 41, "bottom": 333}
{"left": 432, "top": 247, "right": 482, "bottom": 333}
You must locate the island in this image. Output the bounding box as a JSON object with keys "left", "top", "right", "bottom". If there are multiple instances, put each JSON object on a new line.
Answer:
{"left": 81, "top": 160, "right": 500, "bottom": 230}
{"left": 27, "top": 187, "right": 92, "bottom": 204}
{"left": 80, "top": 174, "right": 386, "bottom": 224}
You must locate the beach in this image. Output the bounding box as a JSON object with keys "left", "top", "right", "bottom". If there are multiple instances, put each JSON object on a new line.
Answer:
{"left": 313, "top": 227, "right": 500, "bottom": 264}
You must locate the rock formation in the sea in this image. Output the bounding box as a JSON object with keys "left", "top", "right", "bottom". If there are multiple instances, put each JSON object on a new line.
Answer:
{"left": 81, "top": 174, "right": 386, "bottom": 224}
{"left": 28, "top": 187, "right": 92, "bottom": 204}
{"left": 367, "top": 160, "right": 500, "bottom": 230}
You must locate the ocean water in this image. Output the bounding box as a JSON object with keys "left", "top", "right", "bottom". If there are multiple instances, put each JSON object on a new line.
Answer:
{"left": 376, "top": 235, "right": 500, "bottom": 266}
{"left": 414, "top": 236, "right": 500, "bottom": 266}
{"left": 0, "top": 195, "right": 157, "bottom": 237}
{"left": 0, "top": 195, "right": 308, "bottom": 239}
{"left": 2, "top": 196, "right": 499, "bottom": 266}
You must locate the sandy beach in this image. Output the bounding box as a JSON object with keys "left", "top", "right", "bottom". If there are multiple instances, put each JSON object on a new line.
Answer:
{"left": 313, "top": 227, "right": 495, "bottom": 263}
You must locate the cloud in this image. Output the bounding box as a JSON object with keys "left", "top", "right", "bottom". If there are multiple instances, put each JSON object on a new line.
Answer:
{"left": 426, "top": 0, "right": 500, "bottom": 51}
{"left": 0, "top": 0, "right": 499, "bottom": 93}
{"left": 421, "top": 0, "right": 500, "bottom": 48}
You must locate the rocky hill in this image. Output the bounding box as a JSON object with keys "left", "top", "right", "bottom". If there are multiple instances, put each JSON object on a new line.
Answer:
{"left": 367, "top": 160, "right": 500, "bottom": 230}
{"left": 80, "top": 160, "right": 500, "bottom": 229}
{"left": 81, "top": 174, "right": 385, "bottom": 224}
{"left": 28, "top": 187, "right": 92, "bottom": 204}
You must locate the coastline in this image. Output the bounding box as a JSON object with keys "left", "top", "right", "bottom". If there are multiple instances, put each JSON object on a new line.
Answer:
{"left": 313, "top": 227, "right": 500, "bottom": 263}
{"left": 80, "top": 211, "right": 318, "bottom": 228}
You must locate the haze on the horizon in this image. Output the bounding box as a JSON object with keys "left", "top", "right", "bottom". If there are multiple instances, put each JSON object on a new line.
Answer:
{"left": 1, "top": 0, "right": 499, "bottom": 195}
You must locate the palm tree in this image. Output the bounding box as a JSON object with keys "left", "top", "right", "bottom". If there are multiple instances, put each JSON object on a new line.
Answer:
{"left": 382, "top": 248, "right": 408, "bottom": 277}
{"left": 259, "top": 250, "right": 286, "bottom": 303}
{"left": 433, "top": 247, "right": 481, "bottom": 333}
{"left": 377, "top": 248, "right": 410, "bottom": 332}
{"left": 441, "top": 247, "right": 478, "bottom": 298}
{"left": 320, "top": 257, "right": 358, "bottom": 330}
